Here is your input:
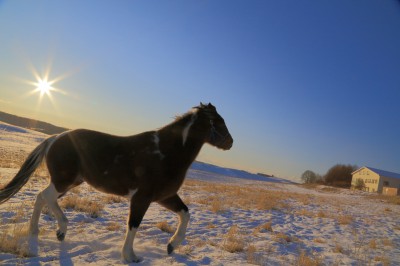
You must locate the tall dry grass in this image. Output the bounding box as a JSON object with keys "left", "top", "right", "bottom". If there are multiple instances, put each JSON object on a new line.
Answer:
{"left": 60, "top": 196, "right": 104, "bottom": 218}
{"left": 183, "top": 179, "right": 305, "bottom": 212}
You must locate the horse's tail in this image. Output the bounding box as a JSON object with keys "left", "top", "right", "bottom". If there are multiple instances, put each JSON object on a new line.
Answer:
{"left": 0, "top": 135, "right": 58, "bottom": 204}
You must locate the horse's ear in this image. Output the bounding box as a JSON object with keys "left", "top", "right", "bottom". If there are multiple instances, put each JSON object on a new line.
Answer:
{"left": 207, "top": 103, "right": 216, "bottom": 110}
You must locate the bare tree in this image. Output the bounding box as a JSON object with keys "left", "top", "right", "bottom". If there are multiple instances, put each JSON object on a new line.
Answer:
{"left": 301, "top": 170, "right": 318, "bottom": 184}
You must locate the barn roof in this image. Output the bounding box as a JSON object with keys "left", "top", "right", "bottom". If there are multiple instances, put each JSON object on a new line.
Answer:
{"left": 353, "top": 166, "right": 400, "bottom": 179}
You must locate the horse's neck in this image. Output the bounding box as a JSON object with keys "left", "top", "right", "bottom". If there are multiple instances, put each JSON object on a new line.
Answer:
{"left": 160, "top": 112, "right": 207, "bottom": 164}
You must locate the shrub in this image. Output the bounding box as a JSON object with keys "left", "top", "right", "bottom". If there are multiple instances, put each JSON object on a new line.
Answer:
{"left": 156, "top": 221, "right": 175, "bottom": 234}
{"left": 60, "top": 196, "right": 104, "bottom": 218}
{"left": 324, "top": 164, "right": 357, "bottom": 188}
{"left": 223, "top": 225, "right": 245, "bottom": 253}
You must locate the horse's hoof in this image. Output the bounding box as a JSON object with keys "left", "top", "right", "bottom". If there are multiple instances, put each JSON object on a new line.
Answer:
{"left": 167, "top": 243, "right": 174, "bottom": 255}
{"left": 133, "top": 257, "right": 143, "bottom": 263}
{"left": 56, "top": 230, "right": 65, "bottom": 241}
{"left": 123, "top": 255, "right": 143, "bottom": 263}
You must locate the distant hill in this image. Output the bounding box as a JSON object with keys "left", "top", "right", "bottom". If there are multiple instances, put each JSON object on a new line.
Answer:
{"left": 0, "top": 111, "right": 68, "bottom": 135}
{"left": 190, "top": 161, "right": 297, "bottom": 184}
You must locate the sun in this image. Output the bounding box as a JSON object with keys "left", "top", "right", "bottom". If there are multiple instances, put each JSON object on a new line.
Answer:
{"left": 36, "top": 78, "right": 53, "bottom": 96}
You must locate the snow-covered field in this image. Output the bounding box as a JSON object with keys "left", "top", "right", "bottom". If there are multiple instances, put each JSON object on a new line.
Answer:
{"left": 1, "top": 122, "right": 399, "bottom": 265}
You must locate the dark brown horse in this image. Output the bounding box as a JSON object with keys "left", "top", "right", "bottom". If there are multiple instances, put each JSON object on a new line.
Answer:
{"left": 0, "top": 103, "right": 233, "bottom": 262}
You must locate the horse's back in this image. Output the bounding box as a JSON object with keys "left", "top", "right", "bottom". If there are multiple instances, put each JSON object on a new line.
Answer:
{"left": 46, "top": 129, "right": 160, "bottom": 196}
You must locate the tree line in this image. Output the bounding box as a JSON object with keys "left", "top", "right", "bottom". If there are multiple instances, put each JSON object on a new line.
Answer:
{"left": 301, "top": 164, "right": 358, "bottom": 188}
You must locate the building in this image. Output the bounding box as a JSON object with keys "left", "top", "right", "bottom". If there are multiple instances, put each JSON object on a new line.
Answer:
{"left": 351, "top": 167, "right": 400, "bottom": 195}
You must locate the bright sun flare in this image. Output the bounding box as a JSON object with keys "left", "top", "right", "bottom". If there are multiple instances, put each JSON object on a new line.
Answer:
{"left": 37, "top": 79, "right": 52, "bottom": 95}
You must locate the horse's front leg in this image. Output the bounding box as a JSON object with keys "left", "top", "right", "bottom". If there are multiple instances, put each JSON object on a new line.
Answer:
{"left": 158, "top": 194, "right": 190, "bottom": 254}
{"left": 122, "top": 190, "right": 151, "bottom": 263}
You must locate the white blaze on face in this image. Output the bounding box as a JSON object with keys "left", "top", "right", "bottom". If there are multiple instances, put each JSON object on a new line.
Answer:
{"left": 182, "top": 112, "right": 198, "bottom": 146}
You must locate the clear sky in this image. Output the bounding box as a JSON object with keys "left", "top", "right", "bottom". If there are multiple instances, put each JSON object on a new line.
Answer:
{"left": 1, "top": 1, "right": 399, "bottom": 181}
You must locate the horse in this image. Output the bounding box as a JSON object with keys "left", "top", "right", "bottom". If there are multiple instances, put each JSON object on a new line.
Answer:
{"left": 0, "top": 103, "right": 233, "bottom": 263}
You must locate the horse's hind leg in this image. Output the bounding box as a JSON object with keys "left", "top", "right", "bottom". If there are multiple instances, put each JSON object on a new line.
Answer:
{"left": 41, "top": 183, "right": 68, "bottom": 241}
{"left": 29, "top": 191, "right": 46, "bottom": 235}
{"left": 158, "top": 194, "right": 190, "bottom": 255}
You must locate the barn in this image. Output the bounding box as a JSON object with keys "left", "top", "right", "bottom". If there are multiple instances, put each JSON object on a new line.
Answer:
{"left": 351, "top": 167, "right": 400, "bottom": 195}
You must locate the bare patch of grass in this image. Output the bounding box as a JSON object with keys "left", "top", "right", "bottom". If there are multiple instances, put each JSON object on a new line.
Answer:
{"left": 60, "top": 196, "right": 104, "bottom": 218}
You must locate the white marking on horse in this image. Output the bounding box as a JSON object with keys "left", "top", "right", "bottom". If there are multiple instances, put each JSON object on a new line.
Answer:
{"left": 182, "top": 113, "right": 198, "bottom": 146}
{"left": 168, "top": 209, "right": 190, "bottom": 251}
{"left": 41, "top": 183, "right": 68, "bottom": 240}
{"left": 122, "top": 227, "right": 141, "bottom": 262}
{"left": 125, "top": 188, "right": 138, "bottom": 199}
{"left": 152, "top": 132, "right": 165, "bottom": 160}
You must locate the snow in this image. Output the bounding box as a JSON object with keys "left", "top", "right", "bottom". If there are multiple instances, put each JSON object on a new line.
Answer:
{"left": 1, "top": 122, "right": 400, "bottom": 265}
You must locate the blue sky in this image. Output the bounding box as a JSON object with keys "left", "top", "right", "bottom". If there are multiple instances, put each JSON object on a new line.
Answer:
{"left": 1, "top": 1, "right": 399, "bottom": 181}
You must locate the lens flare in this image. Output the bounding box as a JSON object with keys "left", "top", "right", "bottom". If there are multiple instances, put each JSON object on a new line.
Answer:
{"left": 35, "top": 78, "right": 53, "bottom": 96}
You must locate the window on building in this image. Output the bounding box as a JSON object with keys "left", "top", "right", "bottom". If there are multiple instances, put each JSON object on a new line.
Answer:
{"left": 383, "top": 181, "right": 389, "bottom": 186}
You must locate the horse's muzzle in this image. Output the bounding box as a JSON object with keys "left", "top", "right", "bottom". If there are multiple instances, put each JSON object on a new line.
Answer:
{"left": 221, "top": 135, "right": 233, "bottom": 150}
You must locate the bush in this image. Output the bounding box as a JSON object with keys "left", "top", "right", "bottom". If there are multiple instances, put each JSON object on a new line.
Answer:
{"left": 324, "top": 164, "right": 357, "bottom": 188}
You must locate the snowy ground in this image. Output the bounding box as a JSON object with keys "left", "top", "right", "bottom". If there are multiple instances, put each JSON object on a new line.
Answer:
{"left": 1, "top": 122, "right": 400, "bottom": 265}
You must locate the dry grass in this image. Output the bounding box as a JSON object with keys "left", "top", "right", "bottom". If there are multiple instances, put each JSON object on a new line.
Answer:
{"left": 156, "top": 221, "right": 175, "bottom": 234}
{"left": 246, "top": 244, "right": 268, "bottom": 265}
{"left": 253, "top": 222, "right": 273, "bottom": 235}
{"left": 183, "top": 179, "right": 299, "bottom": 211}
{"left": 296, "top": 250, "right": 323, "bottom": 266}
{"left": 0, "top": 203, "right": 31, "bottom": 257}
{"left": 103, "top": 194, "right": 126, "bottom": 204}
{"left": 316, "top": 211, "right": 327, "bottom": 218}
{"left": 369, "top": 239, "right": 377, "bottom": 249}
{"left": 369, "top": 194, "right": 400, "bottom": 205}
{"left": 210, "top": 196, "right": 226, "bottom": 213}
{"left": 333, "top": 243, "right": 344, "bottom": 253}
{"left": 337, "top": 215, "right": 353, "bottom": 225}
{"left": 374, "top": 256, "right": 390, "bottom": 266}
{"left": 381, "top": 238, "right": 393, "bottom": 247}
{"left": 273, "top": 232, "right": 294, "bottom": 244}
{"left": 223, "top": 225, "right": 245, "bottom": 253}
{"left": 0, "top": 224, "right": 30, "bottom": 257}
{"left": 60, "top": 196, "right": 104, "bottom": 218}
{"left": 106, "top": 222, "right": 122, "bottom": 231}
{"left": 313, "top": 238, "right": 326, "bottom": 244}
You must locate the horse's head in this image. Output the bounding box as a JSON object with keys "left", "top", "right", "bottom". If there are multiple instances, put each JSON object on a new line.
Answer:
{"left": 196, "top": 103, "right": 233, "bottom": 150}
